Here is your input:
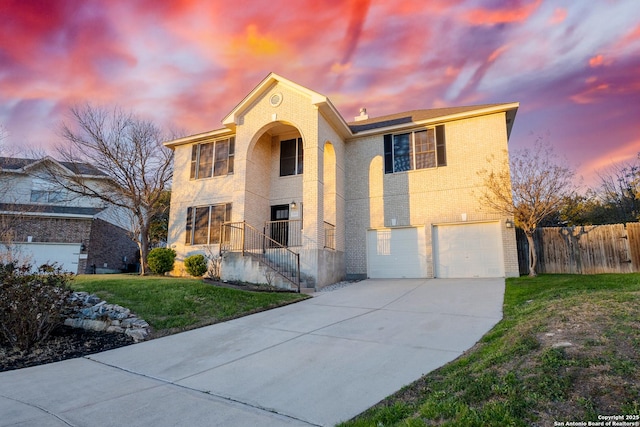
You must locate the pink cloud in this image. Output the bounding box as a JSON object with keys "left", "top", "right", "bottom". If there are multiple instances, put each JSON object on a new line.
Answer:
{"left": 582, "top": 137, "right": 640, "bottom": 177}
{"left": 588, "top": 54, "right": 613, "bottom": 68}
{"left": 488, "top": 44, "right": 511, "bottom": 63}
{"left": 549, "top": 8, "right": 567, "bottom": 24}
{"left": 0, "top": 1, "right": 136, "bottom": 105}
{"left": 0, "top": 0, "right": 638, "bottom": 195}
{"left": 589, "top": 55, "right": 604, "bottom": 67}
{"left": 463, "top": 0, "right": 543, "bottom": 26}
{"left": 570, "top": 82, "right": 610, "bottom": 104}
{"left": 615, "top": 23, "right": 640, "bottom": 51}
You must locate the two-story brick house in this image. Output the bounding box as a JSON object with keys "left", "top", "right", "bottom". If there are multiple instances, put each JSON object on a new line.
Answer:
{"left": 0, "top": 156, "right": 138, "bottom": 274}
{"left": 165, "top": 73, "right": 519, "bottom": 290}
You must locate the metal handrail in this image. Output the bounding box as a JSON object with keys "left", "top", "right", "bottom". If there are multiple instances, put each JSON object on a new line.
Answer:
{"left": 264, "top": 219, "right": 302, "bottom": 247}
{"left": 221, "top": 221, "right": 301, "bottom": 292}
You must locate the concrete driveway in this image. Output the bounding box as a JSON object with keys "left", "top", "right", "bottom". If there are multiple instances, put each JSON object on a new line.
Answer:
{"left": 0, "top": 278, "right": 504, "bottom": 426}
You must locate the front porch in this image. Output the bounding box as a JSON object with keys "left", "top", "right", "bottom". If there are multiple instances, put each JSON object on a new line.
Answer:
{"left": 219, "top": 220, "right": 338, "bottom": 291}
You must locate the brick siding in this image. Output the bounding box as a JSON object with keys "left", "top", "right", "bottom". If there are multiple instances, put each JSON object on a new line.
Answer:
{"left": 85, "top": 218, "right": 139, "bottom": 274}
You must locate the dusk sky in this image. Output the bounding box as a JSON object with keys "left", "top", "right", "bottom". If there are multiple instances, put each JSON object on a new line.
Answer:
{"left": 1, "top": 0, "right": 639, "bottom": 188}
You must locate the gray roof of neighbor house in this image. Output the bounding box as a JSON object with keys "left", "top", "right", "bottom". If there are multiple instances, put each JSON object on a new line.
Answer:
{"left": 0, "top": 157, "right": 107, "bottom": 176}
{"left": 347, "top": 104, "right": 516, "bottom": 133}
{"left": 0, "top": 203, "right": 105, "bottom": 216}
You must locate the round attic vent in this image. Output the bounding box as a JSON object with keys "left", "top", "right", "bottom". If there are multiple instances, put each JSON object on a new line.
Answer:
{"left": 270, "top": 92, "right": 283, "bottom": 107}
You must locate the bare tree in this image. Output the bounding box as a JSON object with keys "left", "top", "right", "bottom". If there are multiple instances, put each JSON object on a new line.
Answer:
{"left": 52, "top": 104, "right": 174, "bottom": 275}
{"left": 595, "top": 161, "right": 640, "bottom": 223}
{"left": 0, "top": 125, "right": 11, "bottom": 160}
{"left": 479, "top": 138, "right": 577, "bottom": 276}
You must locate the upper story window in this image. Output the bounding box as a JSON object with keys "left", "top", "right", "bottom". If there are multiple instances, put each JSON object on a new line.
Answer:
{"left": 190, "top": 137, "right": 235, "bottom": 179}
{"left": 30, "top": 178, "right": 65, "bottom": 203}
{"left": 280, "top": 138, "right": 303, "bottom": 176}
{"left": 30, "top": 189, "right": 65, "bottom": 203}
{"left": 384, "top": 125, "right": 446, "bottom": 174}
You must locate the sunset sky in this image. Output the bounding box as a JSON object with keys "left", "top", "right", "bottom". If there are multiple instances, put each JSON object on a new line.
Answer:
{"left": 1, "top": 0, "right": 639, "bottom": 187}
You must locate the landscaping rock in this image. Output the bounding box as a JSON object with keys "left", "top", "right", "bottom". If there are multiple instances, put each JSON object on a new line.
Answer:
{"left": 65, "top": 292, "right": 151, "bottom": 342}
{"left": 552, "top": 341, "right": 573, "bottom": 348}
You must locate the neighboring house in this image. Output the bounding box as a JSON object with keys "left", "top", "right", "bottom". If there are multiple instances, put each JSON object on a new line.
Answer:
{"left": 0, "top": 157, "right": 138, "bottom": 274}
{"left": 165, "top": 73, "right": 520, "bottom": 290}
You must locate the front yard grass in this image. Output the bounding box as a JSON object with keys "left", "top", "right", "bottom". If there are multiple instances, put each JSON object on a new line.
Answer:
{"left": 72, "top": 274, "right": 308, "bottom": 336}
{"left": 340, "top": 274, "right": 640, "bottom": 426}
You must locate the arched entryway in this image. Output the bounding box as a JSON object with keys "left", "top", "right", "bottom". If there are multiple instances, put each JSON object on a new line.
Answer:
{"left": 245, "top": 121, "right": 305, "bottom": 246}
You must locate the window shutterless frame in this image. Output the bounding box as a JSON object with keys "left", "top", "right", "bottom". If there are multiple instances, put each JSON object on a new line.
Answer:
{"left": 279, "top": 137, "right": 303, "bottom": 176}
{"left": 185, "top": 203, "right": 232, "bottom": 245}
{"left": 190, "top": 137, "right": 235, "bottom": 180}
{"left": 384, "top": 125, "right": 446, "bottom": 174}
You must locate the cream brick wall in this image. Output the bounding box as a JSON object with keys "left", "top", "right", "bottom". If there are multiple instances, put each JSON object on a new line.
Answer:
{"left": 318, "top": 111, "right": 346, "bottom": 253}
{"left": 167, "top": 77, "right": 517, "bottom": 281}
{"left": 167, "top": 136, "right": 237, "bottom": 265}
{"left": 345, "top": 112, "right": 519, "bottom": 278}
{"left": 168, "top": 82, "right": 343, "bottom": 282}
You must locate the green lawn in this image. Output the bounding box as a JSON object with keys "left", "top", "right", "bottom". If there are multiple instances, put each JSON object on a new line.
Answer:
{"left": 72, "top": 274, "right": 308, "bottom": 335}
{"left": 340, "top": 274, "right": 640, "bottom": 427}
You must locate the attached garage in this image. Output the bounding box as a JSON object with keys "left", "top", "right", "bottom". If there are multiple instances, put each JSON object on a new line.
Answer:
{"left": 367, "top": 227, "right": 427, "bottom": 278}
{"left": 433, "top": 221, "right": 504, "bottom": 278}
{"left": 13, "top": 242, "right": 82, "bottom": 274}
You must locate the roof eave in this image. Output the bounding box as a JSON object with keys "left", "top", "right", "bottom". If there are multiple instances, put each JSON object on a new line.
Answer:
{"left": 223, "top": 72, "right": 323, "bottom": 126}
{"left": 0, "top": 210, "right": 98, "bottom": 219}
{"left": 8, "top": 156, "right": 108, "bottom": 178}
{"left": 163, "top": 128, "right": 235, "bottom": 149}
{"left": 316, "top": 99, "right": 353, "bottom": 139}
{"left": 348, "top": 102, "right": 520, "bottom": 138}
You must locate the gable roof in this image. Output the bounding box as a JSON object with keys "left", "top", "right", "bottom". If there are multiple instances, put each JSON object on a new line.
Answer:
{"left": 347, "top": 103, "right": 519, "bottom": 136}
{"left": 222, "top": 72, "right": 352, "bottom": 138}
{"left": 164, "top": 74, "right": 518, "bottom": 147}
{"left": 0, "top": 156, "right": 107, "bottom": 177}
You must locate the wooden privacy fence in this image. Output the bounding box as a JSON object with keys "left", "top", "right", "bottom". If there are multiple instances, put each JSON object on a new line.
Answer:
{"left": 516, "top": 223, "right": 640, "bottom": 275}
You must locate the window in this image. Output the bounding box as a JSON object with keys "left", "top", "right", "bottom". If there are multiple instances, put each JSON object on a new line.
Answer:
{"left": 30, "top": 189, "right": 65, "bottom": 203}
{"left": 280, "top": 138, "right": 303, "bottom": 176}
{"left": 190, "top": 137, "right": 235, "bottom": 179}
{"left": 30, "top": 179, "right": 65, "bottom": 203}
{"left": 384, "top": 125, "right": 446, "bottom": 174}
{"left": 185, "top": 203, "right": 232, "bottom": 245}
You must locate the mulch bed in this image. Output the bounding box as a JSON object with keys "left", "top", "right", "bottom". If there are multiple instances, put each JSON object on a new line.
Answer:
{"left": 0, "top": 280, "right": 297, "bottom": 373}
{"left": 203, "top": 278, "right": 296, "bottom": 292}
{"left": 0, "top": 326, "right": 135, "bottom": 372}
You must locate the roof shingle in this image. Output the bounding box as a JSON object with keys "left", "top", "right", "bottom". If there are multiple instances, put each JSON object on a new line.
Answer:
{"left": 347, "top": 104, "right": 511, "bottom": 133}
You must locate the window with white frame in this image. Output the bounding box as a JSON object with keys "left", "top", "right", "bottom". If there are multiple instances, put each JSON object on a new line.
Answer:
{"left": 384, "top": 125, "right": 446, "bottom": 174}
{"left": 185, "top": 203, "right": 231, "bottom": 245}
{"left": 279, "top": 138, "right": 303, "bottom": 176}
{"left": 190, "top": 137, "right": 235, "bottom": 179}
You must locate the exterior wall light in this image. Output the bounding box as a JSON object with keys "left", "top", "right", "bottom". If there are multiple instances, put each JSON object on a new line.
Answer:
{"left": 505, "top": 219, "right": 514, "bottom": 228}
{"left": 291, "top": 201, "right": 297, "bottom": 209}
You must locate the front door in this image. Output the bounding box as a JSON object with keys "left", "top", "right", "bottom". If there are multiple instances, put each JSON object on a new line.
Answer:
{"left": 270, "top": 204, "right": 289, "bottom": 246}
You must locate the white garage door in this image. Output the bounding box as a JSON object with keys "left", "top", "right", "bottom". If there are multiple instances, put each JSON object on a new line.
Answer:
{"left": 13, "top": 243, "right": 81, "bottom": 274}
{"left": 433, "top": 222, "right": 504, "bottom": 278}
{"left": 367, "top": 227, "right": 427, "bottom": 278}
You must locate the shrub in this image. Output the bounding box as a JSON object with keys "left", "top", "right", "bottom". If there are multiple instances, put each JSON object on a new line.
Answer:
{"left": 147, "top": 248, "right": 176, "bottom": 275}
{"left": 0, "top": 262, "right": 77, "bottom": 350}
{"left": 204, "top": 246, "right": 223, "bottom": 280}
{"left": 184, "top": 254, "right": 208, "bottom": 277}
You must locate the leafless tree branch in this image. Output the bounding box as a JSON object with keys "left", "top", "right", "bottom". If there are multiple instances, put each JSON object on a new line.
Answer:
{"left": 478, "top": 137, "right": 577, "bottom": 276}
{"left": 44, "top": 104, "right": 175, "bottom": 275}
